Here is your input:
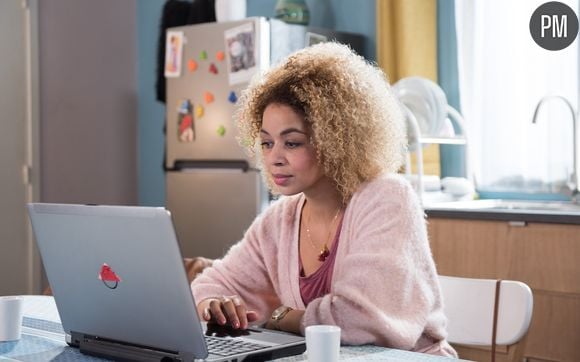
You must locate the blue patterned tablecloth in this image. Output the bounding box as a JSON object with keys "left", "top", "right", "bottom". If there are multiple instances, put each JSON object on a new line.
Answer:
{"left": 1, "top": 296, "right": 465, "bottom": 361}
{"left": 0, "top": 333, "right": 106, "bottom": 362}
{"left": 1, "top": 313, "right": 108, "bottom": 361}
{"left": 275, "top": 345, "right": 461, "bottom": 362}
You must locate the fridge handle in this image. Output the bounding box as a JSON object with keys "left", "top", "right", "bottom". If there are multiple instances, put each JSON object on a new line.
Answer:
{"left": 168, "top": 160, "right": 250, "bottom": 172}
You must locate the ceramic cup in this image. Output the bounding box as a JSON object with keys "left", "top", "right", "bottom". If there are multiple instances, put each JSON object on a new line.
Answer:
{"left": 305, "top": 325, "right": 341, "bottom": 362}
{"left": 0, "top": 296, "right": 23, "bottom": 342}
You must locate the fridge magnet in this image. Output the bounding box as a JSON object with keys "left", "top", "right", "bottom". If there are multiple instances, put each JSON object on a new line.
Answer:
{"left": 216, "top": 125, "right": 226, "bottom": 137}
{"left": 187, "top": 59, "right": 198, "bottom": 72}
{"left": 224, "top": 22, "right": 258, "bottom": 85}
{"left": 195, "top": 104, "right": 204, "bottom": 119}
{"left": 177, "top": 99, "right": 195, "bottom": 142}
{"left": 164, "top": 31, "right": 184, "bottom": 78}
{"left": 228, "top": 91, "right": 238, "bottom": 104}
{"left": 209, "top": 63, "right": 219, "bottom": 75}
{"left": 200, "top": 50, "right": 208, "bottom": 60}
{"left": 216, "top": 51, "right": 225, "bottom": 61}
{"left": 204, "top": 91, "right": 215, "bottom": 104}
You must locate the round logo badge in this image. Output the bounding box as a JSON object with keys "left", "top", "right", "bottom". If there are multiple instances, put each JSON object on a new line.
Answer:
{"left": 530, "top": 1, "right": 579, "bottom": 51}
{"left": 98, "top": 263, "right": 122, "bottom": 289}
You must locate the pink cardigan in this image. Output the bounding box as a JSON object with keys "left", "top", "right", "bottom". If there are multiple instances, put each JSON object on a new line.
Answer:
{"left": 191, "top": 174, "right": 457, "bottom": 357}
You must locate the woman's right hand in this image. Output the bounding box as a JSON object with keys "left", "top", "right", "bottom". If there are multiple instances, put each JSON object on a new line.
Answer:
{"left": 197, "top": 295, "right": 259, "bottom": 330}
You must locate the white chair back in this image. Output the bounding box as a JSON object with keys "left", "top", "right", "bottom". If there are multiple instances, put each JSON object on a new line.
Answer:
{"left": 439, "top": 275, "right": 533, "bottom": 346}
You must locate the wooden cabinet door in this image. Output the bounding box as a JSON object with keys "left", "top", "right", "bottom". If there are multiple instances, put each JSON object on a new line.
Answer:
{"left": 427, "top": 218, "right": 580, "bottom": 362}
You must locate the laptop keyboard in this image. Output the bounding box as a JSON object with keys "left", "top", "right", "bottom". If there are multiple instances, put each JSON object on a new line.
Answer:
{"left": 205, "top": 335, "right": 268, "bottom": 356}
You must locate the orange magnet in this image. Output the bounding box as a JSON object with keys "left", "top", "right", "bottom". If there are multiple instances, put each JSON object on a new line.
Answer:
{"left": 216, "top": 51, "right": 225, "bottom": 61}
{"left": 204, "top": 91, "right": 215, "bottom": 104}
{"left": 187, "top": 59, "right": 198, "bottom": 72}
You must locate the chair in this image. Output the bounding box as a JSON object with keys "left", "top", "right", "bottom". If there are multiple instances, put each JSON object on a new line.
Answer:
{"left": 439, "top": 275, "right": 533, "bottom": 362}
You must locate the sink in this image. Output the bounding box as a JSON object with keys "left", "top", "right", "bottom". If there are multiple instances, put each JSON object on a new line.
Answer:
{"left": 425, "top": 199, "right": 580, "bottom": 214}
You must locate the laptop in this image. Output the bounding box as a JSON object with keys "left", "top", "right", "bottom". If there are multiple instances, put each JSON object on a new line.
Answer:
{"left": 27, "top": 203, "right": 305, "bottom": 361}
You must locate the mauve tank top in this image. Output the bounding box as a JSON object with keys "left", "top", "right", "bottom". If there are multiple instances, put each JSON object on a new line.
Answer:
{"left": 299, "top": 216, "right": 344, "bottom": 306}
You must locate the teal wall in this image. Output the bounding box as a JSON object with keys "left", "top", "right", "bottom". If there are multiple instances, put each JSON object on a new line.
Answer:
{"left": 137, "top": 0, "right": 166, "bottom": 206}
{"left": 437, "top": 0, "right": 465, "bottom": 178}
{"left": 247, "top": 0, "right": 376, "bottom": 60}
{"left": 137, "top": 0, "right": 376, "bottom": 206}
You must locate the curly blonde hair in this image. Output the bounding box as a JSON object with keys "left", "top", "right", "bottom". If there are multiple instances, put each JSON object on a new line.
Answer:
{"left": 236, "top": 42, "right": 406, "bottom": 202}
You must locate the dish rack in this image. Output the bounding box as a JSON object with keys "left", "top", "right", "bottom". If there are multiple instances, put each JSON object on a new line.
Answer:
{"left": 403, "top": 104, "right": 470, "bottom": 203}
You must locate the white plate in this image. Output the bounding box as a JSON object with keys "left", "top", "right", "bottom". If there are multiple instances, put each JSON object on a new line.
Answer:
{"left": 393, "top": 77, "right": 448, "bottom": 137}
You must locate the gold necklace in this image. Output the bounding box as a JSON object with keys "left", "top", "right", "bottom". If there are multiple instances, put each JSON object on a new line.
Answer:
{"left": 305, "top": 206, "right": 341, "bottom": 262}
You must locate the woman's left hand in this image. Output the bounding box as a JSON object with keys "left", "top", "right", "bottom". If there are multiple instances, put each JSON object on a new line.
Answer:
{"left": 264, "top": 308, "right": 305, "bottom": 335}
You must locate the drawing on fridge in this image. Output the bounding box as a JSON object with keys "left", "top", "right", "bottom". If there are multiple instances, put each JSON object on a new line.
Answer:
{"left": 165, "top": 17, "right": 364, "bottom": 259}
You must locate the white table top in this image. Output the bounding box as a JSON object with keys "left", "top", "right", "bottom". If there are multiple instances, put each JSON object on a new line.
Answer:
{"left": 0, "top": 295, "right": 463, "bottom": 361}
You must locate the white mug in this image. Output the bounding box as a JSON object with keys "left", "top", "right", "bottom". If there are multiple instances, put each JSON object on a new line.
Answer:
{"left": 0, "top": 296, "right": 23, "bottom": 342}
{"left": 305, "top": 325, "right": 341, "bottom": 362}
{"left": 215, "top": 0, "right": 247, "bottom": 22}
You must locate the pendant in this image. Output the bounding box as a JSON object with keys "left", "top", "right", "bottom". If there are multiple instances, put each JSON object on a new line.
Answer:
{"left": 318, "top": 245, "right": 330, "bottom": 262}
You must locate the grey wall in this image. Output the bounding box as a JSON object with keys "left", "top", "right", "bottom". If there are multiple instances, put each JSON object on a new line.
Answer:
{"left": 40, "top": 0, "right": 138, "bottom": 205}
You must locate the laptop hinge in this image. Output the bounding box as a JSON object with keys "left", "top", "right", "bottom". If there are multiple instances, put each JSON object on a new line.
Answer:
{"left": 73, "top": 331, "right": 185, "bottom": 362}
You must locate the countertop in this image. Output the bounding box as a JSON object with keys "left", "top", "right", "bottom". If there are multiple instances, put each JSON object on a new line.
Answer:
{"left": 424, "top": 202, "right": 580, "bottom": 225}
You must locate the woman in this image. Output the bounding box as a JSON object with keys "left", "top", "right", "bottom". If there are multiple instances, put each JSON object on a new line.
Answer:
{"left": 191, "top": 42, "right": 457, "bottom": 356}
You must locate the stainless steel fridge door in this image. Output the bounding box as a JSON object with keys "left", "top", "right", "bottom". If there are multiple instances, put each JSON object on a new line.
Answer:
{"left": 165, "top": 18, "right": 270, "bottom": 170}
{"left": 166, "top": 170, "right": 267, "bottom": 259}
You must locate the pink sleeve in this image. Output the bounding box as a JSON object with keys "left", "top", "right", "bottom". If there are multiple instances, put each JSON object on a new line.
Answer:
{"left": 190, "top": 211, "right": 281, "bottom": 322}
{"left": 301, "top": 178, "right": 448, "bottom": 350}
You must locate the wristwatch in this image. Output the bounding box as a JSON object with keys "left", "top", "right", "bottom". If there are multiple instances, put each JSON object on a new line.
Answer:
{"left": 271, "top": 306, "right": 293, "bottom": 327}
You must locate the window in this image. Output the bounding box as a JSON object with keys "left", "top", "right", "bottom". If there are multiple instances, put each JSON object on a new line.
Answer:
{"left": 456, "top": 0, "right": 578, "bottom": 197}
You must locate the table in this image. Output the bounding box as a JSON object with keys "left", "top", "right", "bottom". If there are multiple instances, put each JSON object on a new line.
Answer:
{"left": 0, "top": 296, "right": 464, "bottom": 361}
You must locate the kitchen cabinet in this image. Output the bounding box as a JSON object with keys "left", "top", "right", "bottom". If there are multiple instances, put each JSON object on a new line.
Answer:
{"left": 427, "top": 217, "right": 580, "bottom": 362}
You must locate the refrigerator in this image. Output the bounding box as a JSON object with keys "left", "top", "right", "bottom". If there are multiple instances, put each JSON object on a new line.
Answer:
{"left": 165, "top": 17, "right": 364, "bottom": 259}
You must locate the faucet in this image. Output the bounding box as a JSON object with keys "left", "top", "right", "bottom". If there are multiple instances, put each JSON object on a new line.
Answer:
{"left": 531, "top": 95, "right": 578, "bottom": 201}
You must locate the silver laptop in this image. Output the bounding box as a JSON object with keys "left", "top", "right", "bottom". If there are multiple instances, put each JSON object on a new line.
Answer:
{"left": 27, "top": 203, "right": 305, "bottom": 361}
